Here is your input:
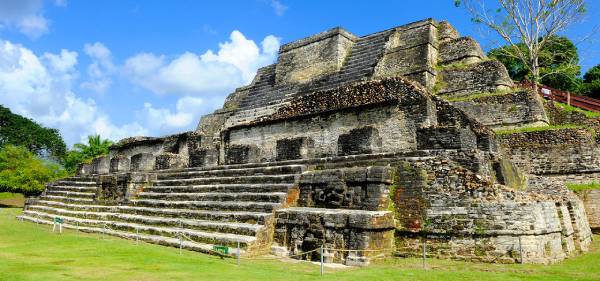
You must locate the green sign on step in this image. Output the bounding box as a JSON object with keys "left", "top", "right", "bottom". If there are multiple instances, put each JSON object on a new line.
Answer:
{"left": 213, "top": 245, "right": 229, "bottom": 255}
{"left": 53, "top": 217, "right": 64, "bottom": 224}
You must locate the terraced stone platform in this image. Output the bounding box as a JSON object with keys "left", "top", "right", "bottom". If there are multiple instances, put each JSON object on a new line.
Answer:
{"left": 20, "top": 164, "right": 306, "bottom": 256}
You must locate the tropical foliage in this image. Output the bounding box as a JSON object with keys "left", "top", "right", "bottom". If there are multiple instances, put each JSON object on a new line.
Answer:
{"left": 0, "top": 105, "right": 67, "bottom": 160}
{"left": 488, "top": 36, "right": 582, "bottom": 92}
{"left": 63, "top": 135, "right": 113, "bottom": 173}
{"left": 0, "top": 145, "right": 67, "bottom": 195}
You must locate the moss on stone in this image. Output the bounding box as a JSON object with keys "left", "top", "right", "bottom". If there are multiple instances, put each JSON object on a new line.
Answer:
{"left": 566, "top": 182, "right": 600, "bottom": 192}
{"left": 494, "top": 124, "right": 582, "bottom": 136}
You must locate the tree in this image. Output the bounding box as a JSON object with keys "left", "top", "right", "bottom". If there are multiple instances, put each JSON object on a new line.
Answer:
{"left": 488, "top": 35, "right": 582, "bottom": 92}
{"left": 456, "top": 0, "right": 587, "bottom": 93}
{"left": 0, "top": 105, "right": 67, "bottom": 160}
{"left": 63, "top": 135, "right": 113, "bottom": 173}
{"left": 0, "top": 145, "right": 67, "bottom": 195}
{"left": 580, "top": 64, "right": 600, "bottom": 98}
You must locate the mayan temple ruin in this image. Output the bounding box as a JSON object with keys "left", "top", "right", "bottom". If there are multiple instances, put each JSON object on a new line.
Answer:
{"left": 19, "top": 18, "right": 597, "bottom": 265}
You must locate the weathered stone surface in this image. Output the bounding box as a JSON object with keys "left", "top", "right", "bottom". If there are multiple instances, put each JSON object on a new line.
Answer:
{"left": 273, "top": 207, "right": 395, "bottom": 265}
{"left": 110, "top": 155, "right": 130, "bottom": 173}
{"left": 130, "top": 153, "right": 155, "bottom": 171}
{"left": 450, "top": 91, "right": 549, "bottom": 128}
{"left": 155, "top": 153, "right": 186, "bottom": 170}
{"left": 438, "top": 60, "right": 514, "bottom": 97}
{"left": 298, "top": 167, "right": 393, "bottom": 211}
{"left": 21, "top": 19, "right": 594, "bottom": 266}
{"left": 90, "top": 156, "right": 110, "bottom": 174}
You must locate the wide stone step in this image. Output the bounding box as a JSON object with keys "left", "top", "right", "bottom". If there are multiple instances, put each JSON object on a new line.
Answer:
{"left": 129, "top": 199, "right": 281, "bottom": 213}
{"left": 22, "top": 211, "right": 256, "bottom": 248}
{"left": 17, "top": 214, "right": 252, "bottom": 255}
{"left": 25, "top": 206, "right": 263, "bottom": 236}
{"left": 47, "top": 185, "right": 97, "bottom": 193}
{"left": 136, "top": 192, "right": 287, "bottom": 203}
{"left": 153, "top": 174, "right": 298, "bottom": 186}
{"left": 144, "top": 183, "right": 295, "bottom": 194}
{"left": 34, "top": 200, "right": 270, "bottom": 224}
{"left": 156, "top": 165, "right": 305, "bottom": 180}
{"left": 41, "top": 195, "right": 94, "bottom": 204}
{"left": 46, "top": 190, "right": 96, "bottom": 199}
{"left": 53, "top": 180, "right": 97, "bottom": 187}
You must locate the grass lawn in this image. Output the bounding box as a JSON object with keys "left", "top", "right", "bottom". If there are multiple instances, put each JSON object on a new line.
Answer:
{"left": 0, "top": 207, "right": 599, "bottom": 281}
{"left": 0, "top": 192, "right": 24, "bottom": 208}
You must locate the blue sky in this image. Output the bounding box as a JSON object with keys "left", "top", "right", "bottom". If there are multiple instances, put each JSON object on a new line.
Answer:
{"left": 0, "top": 0, "right": 598, "bottom": 147}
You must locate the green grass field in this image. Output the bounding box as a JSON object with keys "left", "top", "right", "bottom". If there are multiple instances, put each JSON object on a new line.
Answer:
{"left": 1, "top": 206, "right": 599, "bottom": 281}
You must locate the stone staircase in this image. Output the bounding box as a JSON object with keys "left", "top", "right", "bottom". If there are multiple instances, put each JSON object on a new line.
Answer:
{"left": 19, "top": 164, "right": 306, "bottom": 256}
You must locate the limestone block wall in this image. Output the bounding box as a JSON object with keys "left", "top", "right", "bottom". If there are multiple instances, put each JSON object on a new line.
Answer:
{"left": 438, "top": 37, "right": 485, "bottom": 65}
{"left": 273, "top": 166, "right": 396, "bottom": 265}
{"left": 451, "top": 91, "right": 549, "bottom": 128}
{"left": 275, "top": 27, "right": 356, "bottom": 84}
{"left": 374, "top": 20, "right": 438, "bottom": 89}
{"left": 227, "top": 104, "right": 420, "bottom": 162}
{"left": 437, "top": 61, "right": 514, "bottom": 97}
{"left": 578, "top": 190, "right": 600, "bottom": 232}
{"left": 391, "top": 158, "right": 588, "bottom": 263}
{"left": 499, "top": 128, "right": 600, "bottom": 175}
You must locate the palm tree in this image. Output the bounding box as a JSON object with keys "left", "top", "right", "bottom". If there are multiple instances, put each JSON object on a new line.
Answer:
{"left": 73, "top": 135, "right": 113, "bottom": 159}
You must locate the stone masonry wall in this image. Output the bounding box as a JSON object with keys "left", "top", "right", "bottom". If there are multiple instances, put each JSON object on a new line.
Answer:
{"left": 451, "top": 91, "right": 549, "bottom": 128}
{"left": 227, "top": 104, "right": 416, "bottom": 162}
{"left": 499, "top": 128, "right": 600, "bottom": 175}
{"left": 391, "top": 158, "right": 587, "bottom": 263}
{"left": 273, "top": 166, "right": 396, "bottom": 265}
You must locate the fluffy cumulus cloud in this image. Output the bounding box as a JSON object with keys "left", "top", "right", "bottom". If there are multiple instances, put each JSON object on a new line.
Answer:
{"left": 124, "top": 31, "right": 280, "bottom": 97}
{"left": 270, "top": 0, "right": 288, "bottom": 16}
{"left": 0, "top": 0, "right": 54, "bottom": 39}
{"left": 0, "top": 30, "right": 279, "bottom": 145}
{"left": 0, "top": 39, "right": 147, "bottom": 145}
{"left": 81, "top": 42, "right": 116, "bottom": 93}
{"left": 137, "top": 96, "right": 207, "bottom": 135}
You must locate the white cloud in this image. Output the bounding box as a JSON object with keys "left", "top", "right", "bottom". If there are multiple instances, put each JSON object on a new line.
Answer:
{"left": 81, "top": 42, "right": 115, "bottom": 93}
{"left": 54, "top": 0, "right": 67, "bottom": 7}
{"left": 0, "top": 0, "right": 49, "bottom": 39}
{"left": 0, "top": 39, "right": 146, "bottom": 146}
{"left": 124, "top": 30, "right": 280, "bottom": 97}
{"left": 270, "top": 0, "right": 288, "bottom": 16}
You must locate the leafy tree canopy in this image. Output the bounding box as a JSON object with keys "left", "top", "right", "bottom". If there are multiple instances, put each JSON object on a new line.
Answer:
{"left": 63, "top": 135, "right": 113, "bottom": 173}
{"left": 488, "top": 36, "right": 582, "bottom": 92}
{"left": 580, "top": 64, "right": 600, "bottom": 99}
{"left": 0, "top": 105, "right": 67, "bottom": 159}
{"left": 0, "top": 145, "right": 67, "bottom": 195}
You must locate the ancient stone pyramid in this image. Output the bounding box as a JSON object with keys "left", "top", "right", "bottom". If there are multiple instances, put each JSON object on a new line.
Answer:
{"left": 20, "top": 18, "right": 592, "bottom": 265}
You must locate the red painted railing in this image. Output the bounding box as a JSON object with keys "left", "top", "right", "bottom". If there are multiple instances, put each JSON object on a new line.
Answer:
{"left": 519, "top": 81, "right": 600, "bottom": 113}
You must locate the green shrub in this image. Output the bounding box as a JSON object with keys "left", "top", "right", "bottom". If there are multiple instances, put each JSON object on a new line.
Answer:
{"left": 0, "top": 145, "right": 67, "bottom": 195}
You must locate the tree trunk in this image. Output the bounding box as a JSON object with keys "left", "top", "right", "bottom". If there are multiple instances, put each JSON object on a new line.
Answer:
{"left": 530, "top": 54, "right": 540, "bottom": 95}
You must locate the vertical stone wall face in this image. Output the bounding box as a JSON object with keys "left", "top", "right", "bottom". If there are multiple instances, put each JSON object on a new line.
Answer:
{"left": 275, "top": 28, "right": 356, "bottom": 84}
{"left": 391, "top": 159, "right": 587, "bottom": 263}
{"left": 130, "top": 153, "right": 155, "bottom": 171}
{"left": 109, "top": 155, "right": 130, "bottom": 173}
{"left": 451, "top": 91, "right": 549, "bottom": 128}
{"left": 337, "top": 127, "right": 382, "bottom": 156}
{"left": 273, "top": 166, "right": 395, "bottom": 265}
{"left": 276, "top": 137, "right": 313, "bottom": 161}
{"left": 374, "top": 20, "right": 438, "bottom": 89}
{"left": 227, "top": 104, "right": 421, "bottom": 161}
{"left": 578, "top": 190, "right": 600, "bottom": 232}
{"left": 499, "top": 129, "right": 600, "bottom": 175}
{"left": 91, "top": 156, "right": 110, "bottom": 174}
